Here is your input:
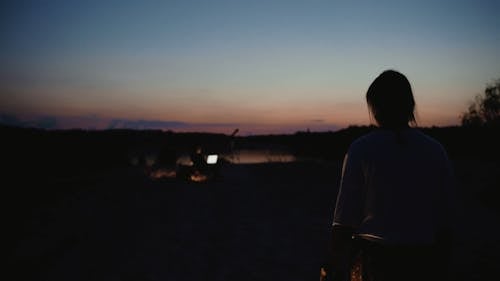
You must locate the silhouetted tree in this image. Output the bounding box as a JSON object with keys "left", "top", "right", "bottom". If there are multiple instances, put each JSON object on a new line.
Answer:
{"left": 461, "top": 79, "right": 500, "bottom": 127}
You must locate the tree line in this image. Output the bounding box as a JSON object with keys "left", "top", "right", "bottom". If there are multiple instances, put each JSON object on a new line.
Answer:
{"left": 461, "top": 78, "right": 500, "bottom": 127}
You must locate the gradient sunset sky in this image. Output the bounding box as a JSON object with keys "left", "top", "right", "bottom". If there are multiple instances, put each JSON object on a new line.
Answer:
{"left": 1, "top": 0, "right": 499, "bottom": 134}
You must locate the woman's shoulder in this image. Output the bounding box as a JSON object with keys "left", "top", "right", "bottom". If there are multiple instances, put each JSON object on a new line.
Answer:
{"left": 413, "top": 130, "right": 452, "bottom": 163}
{"left": 350, "top": 129, "right": 394, "bottom": 146}
{"left": 349, "top": 128, "right": 447, "bottom": 153}
{"left": 347, "top": 130, "right": 385, "bottom": 152}
{"left": 407, "top": 129, "right": 447, "bottom": 151}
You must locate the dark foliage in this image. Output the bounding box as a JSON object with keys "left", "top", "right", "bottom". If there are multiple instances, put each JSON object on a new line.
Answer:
{"left": 461, "top": 79, "right": 500, "bottom": 127}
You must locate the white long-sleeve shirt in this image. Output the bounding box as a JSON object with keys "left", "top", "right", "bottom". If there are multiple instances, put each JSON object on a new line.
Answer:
{"left": 333, "top": 128, "right": 455, "bottom": 244}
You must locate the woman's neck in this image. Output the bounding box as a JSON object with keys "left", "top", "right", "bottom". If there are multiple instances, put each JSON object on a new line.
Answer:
{"left": 378, "top": 123, "right": 410, "bottom": 130}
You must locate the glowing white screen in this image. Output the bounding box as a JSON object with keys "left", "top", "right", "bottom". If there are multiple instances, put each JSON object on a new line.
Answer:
{"left": 206, "top": 154, "right": 218, "bottom": 164}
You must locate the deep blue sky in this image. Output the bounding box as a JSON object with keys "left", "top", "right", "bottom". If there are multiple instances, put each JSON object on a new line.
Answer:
{"left": 1, "top": 0, "right": 499, "bottom": 134}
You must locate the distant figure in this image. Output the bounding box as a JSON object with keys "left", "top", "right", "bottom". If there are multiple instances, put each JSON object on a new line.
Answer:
{"left": 229, "top": 128, "right": 240, "bottom": 163}
{"left": 324, "top": 70, "right": 455, "bottom": 281}
{"left": 190, "top": 145, "right": 206, "bottom": 173}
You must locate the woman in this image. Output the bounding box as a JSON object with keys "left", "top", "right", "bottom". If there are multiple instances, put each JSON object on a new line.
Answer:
{"left": 326, "top": 70, "right": 455, "bottom": 281}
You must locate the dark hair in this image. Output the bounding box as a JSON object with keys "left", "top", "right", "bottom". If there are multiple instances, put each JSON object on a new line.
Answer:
{"left": 366, "top": 70, "right": 416, "bottom": 128}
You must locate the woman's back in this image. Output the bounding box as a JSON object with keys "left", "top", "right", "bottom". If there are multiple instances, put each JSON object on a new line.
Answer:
{"left": 335, "top": 128, "right": 454, "bottom": 244}
{"left": 325, "top": 70, "right": 455, "bottom": 281}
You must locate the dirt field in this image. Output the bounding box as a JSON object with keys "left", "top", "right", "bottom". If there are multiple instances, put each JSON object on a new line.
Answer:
{"left": 8, "top": 160, "right": 500, "bottom": 281}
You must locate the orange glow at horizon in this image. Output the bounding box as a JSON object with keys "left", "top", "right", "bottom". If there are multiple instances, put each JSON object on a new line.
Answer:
{"left": 0, "top": 95, "right": 462, "bottom": 134}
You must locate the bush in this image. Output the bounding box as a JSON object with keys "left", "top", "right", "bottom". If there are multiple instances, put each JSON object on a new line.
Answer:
{"left": 461, "top": 79, "right": 500, "bottom": 127}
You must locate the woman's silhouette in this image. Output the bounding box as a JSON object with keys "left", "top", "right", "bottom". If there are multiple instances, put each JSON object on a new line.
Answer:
{"left": 325, "top": 70, "right": 455, "bottom": 281}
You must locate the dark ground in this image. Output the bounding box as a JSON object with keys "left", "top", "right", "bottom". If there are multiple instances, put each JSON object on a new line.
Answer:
{"left": 8, "top": 161, "right": 337, "bottom": 281}
{"left": 6, "top": 159, "right": 500, "bottom": 281}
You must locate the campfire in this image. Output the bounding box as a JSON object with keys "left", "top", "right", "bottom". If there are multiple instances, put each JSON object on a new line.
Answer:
{"left": 189, "top": 172, "right": 209, "bottom": 182}
{"left": 149, "top": 168, "right": 177, "bottom": 179}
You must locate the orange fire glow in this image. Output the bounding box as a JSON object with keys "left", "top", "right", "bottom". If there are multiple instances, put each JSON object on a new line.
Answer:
{"left": 149, "top": 169, "right": 177, "bottom": 179}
